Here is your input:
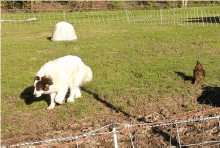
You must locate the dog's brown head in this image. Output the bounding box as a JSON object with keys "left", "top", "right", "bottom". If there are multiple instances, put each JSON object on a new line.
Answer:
{"left": 33, "top": 76, "right": 53, "bottom": 97}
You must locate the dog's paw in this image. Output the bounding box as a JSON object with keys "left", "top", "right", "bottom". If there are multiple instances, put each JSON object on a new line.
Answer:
{"left": 67, "top": 98, "right": 75, "bottom": 103}
{"left": 75, "top": 94, "right": 81, "bottom": 98}
{"left": 47, "top": 105, "right": 55, "bottom": 110}
{"left": 47, "top": 102, "right": 55, "bottom": 110}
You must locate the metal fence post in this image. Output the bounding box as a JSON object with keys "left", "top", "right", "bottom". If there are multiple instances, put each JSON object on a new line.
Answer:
{"left": 125, "top": 10, "right": 130, "bottom": 24}
{"left": 113, "top": 122, "right": 118, "bottom": 148}
{"left": 201, "top": 10, "right": 204, "bottom": 27}
{"left": 175, "top": 121, "right": 181, "bottom": 147}
{"left": 63, "top": 12, "right": 66, "bottom": 22}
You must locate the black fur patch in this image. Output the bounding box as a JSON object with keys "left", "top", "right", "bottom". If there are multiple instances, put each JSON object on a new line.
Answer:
{"left": 34, "top": 76, "right": 40, "bottom": 81}
{"left": 35, "top": 76, "right": 53, "bottom": 91}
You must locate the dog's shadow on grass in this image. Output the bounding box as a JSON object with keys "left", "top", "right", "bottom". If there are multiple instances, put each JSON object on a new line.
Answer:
{"left": 175, "top": 71, "right": 194, "bottom": 84}
{"left": 197, "top": 86, "right": 220, "bottom": 107}
{"left": 47, "top": 37, "right": 52, "bottom": 41}
{"left": 81, "top": 87, "right": 134, "bottom": 119}
{"left": 20, "top": 86, "right": 51, "bottom": 106}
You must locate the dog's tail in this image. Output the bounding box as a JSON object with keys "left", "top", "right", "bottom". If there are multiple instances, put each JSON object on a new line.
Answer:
{"left": 83, "top": 65, "right": 93, "bottom": 83}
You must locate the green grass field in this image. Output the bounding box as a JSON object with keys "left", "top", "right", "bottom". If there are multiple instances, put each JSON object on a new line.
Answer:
{"left": 1, "top": 7, "right": 220, "bottom": 144}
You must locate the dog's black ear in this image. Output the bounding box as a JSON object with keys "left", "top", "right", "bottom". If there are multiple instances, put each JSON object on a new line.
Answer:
{"left": 41, "top": 76, "right": 53, "bottom": 85}
{"left": 34, "top": 76, "right": 40, "bottom": 81}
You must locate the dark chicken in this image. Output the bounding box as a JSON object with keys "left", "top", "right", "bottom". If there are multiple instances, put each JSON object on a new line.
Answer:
{"left": 193, "top": 60, "right": 205, "bottom": 84}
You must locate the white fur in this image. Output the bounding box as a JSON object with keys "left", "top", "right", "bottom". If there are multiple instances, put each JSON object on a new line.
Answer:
{"left": 33, "top": 55, "right": 93, "bottom": 109}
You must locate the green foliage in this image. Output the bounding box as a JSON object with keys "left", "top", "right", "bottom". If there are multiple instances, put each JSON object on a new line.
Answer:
{"left": 1, "top": 1, "right": 220, "bottom": 11}
{"left": 108, "top": 1, "right": 125, "bottom": 10}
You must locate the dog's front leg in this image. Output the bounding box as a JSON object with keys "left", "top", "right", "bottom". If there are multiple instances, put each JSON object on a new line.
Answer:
{"left": 47, "top": 93, "right": 56, "bottom": 110}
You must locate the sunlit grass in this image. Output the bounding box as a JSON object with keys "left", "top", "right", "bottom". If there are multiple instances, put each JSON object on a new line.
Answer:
{"left": 1, "top": 8, "right": 220, "bottom": 137}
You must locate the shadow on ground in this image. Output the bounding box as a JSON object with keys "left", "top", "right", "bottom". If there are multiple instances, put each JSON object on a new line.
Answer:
{"left": 175, "top": 71, "right": 194, "bottom": 84}
{"left": 185, "top": 17, "right": 220, "bottom": 24}
{"left": 20, "top": 86, "right": 50, "bottom": 106}
{"left": 152, "top": 127, "right": 180, "bottom": 146}
{"left": 197, "top": 86, "right": 220, "bottom": 107}
{"left": 47, "top": 37, "right": 52, "bottom": 41}
{"left": 81, "top": 87, "right": 135, "bottom": 119}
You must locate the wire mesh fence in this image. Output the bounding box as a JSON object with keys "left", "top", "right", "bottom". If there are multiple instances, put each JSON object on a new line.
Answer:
{"left": 8, "top": 107, "right": 220, "bottom": 147}
{"left": 1, "top": 7, "right": 220, "bottom": 27}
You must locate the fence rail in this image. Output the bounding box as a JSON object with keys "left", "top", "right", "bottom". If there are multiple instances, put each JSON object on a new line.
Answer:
{"left": 8, "top": 107, "right": 220, "bottom": 147}
{"left": 1, "top": 7, "right": 220, "bottom": 27}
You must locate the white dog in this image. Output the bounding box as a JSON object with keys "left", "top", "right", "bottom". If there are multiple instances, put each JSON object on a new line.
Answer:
{"left": 33, "top": 55, "right": 93, "bottom": 109}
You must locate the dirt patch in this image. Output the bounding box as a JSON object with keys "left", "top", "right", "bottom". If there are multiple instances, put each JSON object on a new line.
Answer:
{"left": 2, "top": 91, "right": 220, "bottom": 146}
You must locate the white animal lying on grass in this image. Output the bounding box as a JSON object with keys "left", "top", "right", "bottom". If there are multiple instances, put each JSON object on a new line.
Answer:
{"left": 33, "top": 55, "right": 93, "bottom": 109}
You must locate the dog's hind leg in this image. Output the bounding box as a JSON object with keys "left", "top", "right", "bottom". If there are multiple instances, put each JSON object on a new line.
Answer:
{"left": 55, "top": 88, "right": 68, "bottom": 105}
{"left": 67, "top": 86, "right": 76, "bottom": 103}
{"left": 75, "top": 87, "right": 81, "bottom": 98}
{"left": 67, "top": 84, "right": 82, "bottom": 102}
{"left": 67, "top": 86, "right": 81, "bottom": 102}
{"left": 67, "top": 67, "right": 83, "bottom": 103}
{"left": 47, "top": 93, "right": 56, "bottom": 110}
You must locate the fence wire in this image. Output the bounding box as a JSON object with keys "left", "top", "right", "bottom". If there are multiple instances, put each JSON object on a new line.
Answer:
{"left": 1, "top": 7, "right": 220, "bottom": 27}
{"left": 8, "top": 112, "right": 220, "bottom": 147}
